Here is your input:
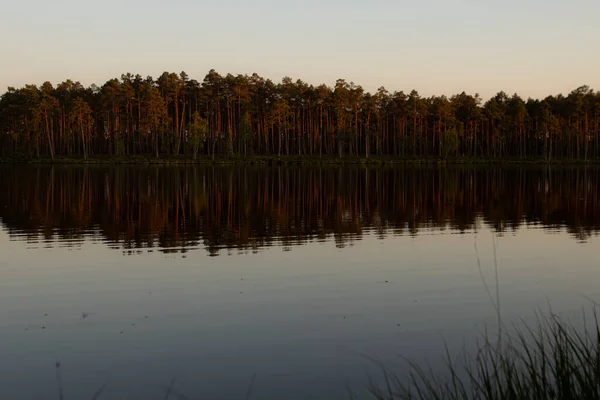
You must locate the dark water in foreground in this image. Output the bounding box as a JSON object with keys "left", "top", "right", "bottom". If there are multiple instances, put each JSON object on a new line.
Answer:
{"left": 1, "top": 166, "right": 600, "bottom": 399}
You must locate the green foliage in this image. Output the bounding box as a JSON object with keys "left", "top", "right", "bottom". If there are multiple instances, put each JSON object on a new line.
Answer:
{"left": 189, "top": 111, "right": 207, "bottom": 159}
{"left": 442, "top": 129, "right": 459, "bottom": 157}
{"left": 239, "top": 112, "right": 252, "bottom": 139}
{"left": 115, "top": 136, "right": 125, "bottom": 156}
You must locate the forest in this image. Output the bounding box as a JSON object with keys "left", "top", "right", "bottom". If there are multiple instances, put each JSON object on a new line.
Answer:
{"left": 0, "top": 70, "right": 599, "bottom": 160}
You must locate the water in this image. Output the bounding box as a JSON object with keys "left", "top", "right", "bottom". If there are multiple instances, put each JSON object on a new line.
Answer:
{"left": 1, "top": 165, "right": 600, "bottom": 399}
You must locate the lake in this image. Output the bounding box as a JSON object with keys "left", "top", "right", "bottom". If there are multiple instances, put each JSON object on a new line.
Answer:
{"left": 1, "top": 165, "right": 599, "bottom": 399}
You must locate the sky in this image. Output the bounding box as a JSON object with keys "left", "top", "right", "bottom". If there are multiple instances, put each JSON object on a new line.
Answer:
{"left": 1, "top": 0, "right": 599, "bottom": 100}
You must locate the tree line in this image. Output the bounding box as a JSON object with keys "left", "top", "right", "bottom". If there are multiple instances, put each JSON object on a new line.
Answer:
{"left": 1, "top": 166, "right": 598, "bottom": 255}
{"left": 1, "top": 70, "right": 599, "bottom": 160}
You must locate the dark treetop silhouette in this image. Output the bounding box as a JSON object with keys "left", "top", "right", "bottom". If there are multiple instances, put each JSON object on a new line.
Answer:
{"left": 1, "top": 71, "right": 599, "bottom": 160}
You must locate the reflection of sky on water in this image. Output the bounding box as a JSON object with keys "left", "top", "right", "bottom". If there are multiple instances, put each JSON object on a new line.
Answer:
{"left": 1, "top": 220, "right": 599, "bottom": 399}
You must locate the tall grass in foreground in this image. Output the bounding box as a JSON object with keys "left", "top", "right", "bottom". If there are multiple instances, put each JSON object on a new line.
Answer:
{"left": 368, "top": 310, "right": 600, "bottom": 400}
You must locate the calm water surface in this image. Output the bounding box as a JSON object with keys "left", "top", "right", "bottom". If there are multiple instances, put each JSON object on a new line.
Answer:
{"left": 1, "top": 166, "right": 600, "bottom": 399}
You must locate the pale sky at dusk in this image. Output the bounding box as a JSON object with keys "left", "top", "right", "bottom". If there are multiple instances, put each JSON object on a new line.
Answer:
{"left": 2, "top": 0, "right": 599, "bottom": 99}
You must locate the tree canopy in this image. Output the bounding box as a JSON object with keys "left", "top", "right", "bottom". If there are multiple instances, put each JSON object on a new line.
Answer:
{"left": 1, "top": 71, "right": 599, "bottom": 160}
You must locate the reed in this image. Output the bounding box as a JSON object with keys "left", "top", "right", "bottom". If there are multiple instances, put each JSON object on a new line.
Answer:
{"left": 368, "top": 309, "right": 600, "bottom": 400}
